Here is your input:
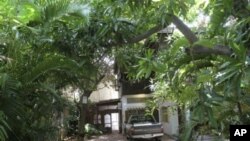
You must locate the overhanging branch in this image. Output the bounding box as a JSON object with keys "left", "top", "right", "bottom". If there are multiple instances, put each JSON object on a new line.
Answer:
{"left": 171, "top": 15, "right": 198, "bottom": 44}
{"left": 186, "top": 45, "right": 234, "bottom": 57}
{"left": 126, "top": 25, "right": 164, "bottom": 44}
{"left": 110, "top": 24, "right": 164, "bottom": 47}
{"left": 171, "top": 15, "right": 236, "bottom": 56}
{"left": 113, "top": 14, "right": 246, "bottom": 57}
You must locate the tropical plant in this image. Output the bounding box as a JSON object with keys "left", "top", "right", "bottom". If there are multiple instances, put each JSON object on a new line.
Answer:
{"left": 113, "top": 0, "right": 250, "bottom": 140}
{"left": 0, "top": 0, "right": 119, "bottom": 140}
{"left": 1, "top": 0, "right": 249, "bottom": 141}
{"left": 84, "top": 123, "right": 102, "bottom": 138}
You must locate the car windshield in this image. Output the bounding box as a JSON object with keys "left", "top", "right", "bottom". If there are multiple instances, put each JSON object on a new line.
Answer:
{"left": 129, "top": 115, "right": 155, "bottom": 124}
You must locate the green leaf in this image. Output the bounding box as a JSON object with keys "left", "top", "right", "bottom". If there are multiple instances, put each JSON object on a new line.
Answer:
{"left": 21, "top": 54, "right": 83, "bottom": 82}
{"left": 193, "top": 39, "right": 214, "bottom": 48}
{"left": 181, "top": 122, "right": 197, "bottom": 141}
{"left": 0, "top": 111, "right": 10, "bottom": 140}
{"left": 218, "top": 61, "right": 231, "bottom": 70}
{"left": 197, "top": 73, "right": 212, "bottom": 83}
{"left": 172, "top": 37, "right": 189, "bottom": 48}
{"left": 43, "top": 0, "right": 70, "bottom": 22}
{"left": 216, "top": 69, "right": 237, "bottom": 85}
{"left": 17, "top": 2, "right": 41, "bottom": 24}
{"left": 207, "top": 108, "right": 218, "bottom": 128}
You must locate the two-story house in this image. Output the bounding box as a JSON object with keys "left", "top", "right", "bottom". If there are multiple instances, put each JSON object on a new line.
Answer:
{"left": 89, "top": 26, "right": 179, "bottom": 136}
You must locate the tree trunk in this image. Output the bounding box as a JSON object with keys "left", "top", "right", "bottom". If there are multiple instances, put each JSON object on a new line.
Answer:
{"left": 77, "top": 103, "right": 87, "bottom": 141}
{"left": 75, "top": 78, "right": 104, "bottom": 141}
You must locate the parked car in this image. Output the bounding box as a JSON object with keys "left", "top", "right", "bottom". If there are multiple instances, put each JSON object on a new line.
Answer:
{"left": 124, "top": 114, "right": 164, "bottom": 141}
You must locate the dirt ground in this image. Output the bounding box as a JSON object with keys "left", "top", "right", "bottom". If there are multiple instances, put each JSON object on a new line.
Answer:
{"left": 64, "top": 131, "right": 176, "bottom": 141}
{"left": 86, "top": 131, "right": 176, "bottom": 141}
{"left": 86, "top": 132, "right": 125, "bottom": 141}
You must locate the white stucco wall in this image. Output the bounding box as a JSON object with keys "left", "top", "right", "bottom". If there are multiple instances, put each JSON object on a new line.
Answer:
{"left": 119, "top": 94, "right": 179, "bottom": 136}
{"left": 121, "top": 94, "right": 152, "bottom": 111}
{"left": 121, "top": 94, "right": 153, "bottom": 134}
{"left": 89, "top": 81, "right": 119, "bottom": 102}
{"left": 159, "top": 102, "right": 179, "bottom": 136}
{"left": 165, "top": 108, "right": 179, "bottom": 135}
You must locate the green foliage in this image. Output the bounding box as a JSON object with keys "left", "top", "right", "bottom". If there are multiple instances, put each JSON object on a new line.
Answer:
{"left": 84, "top": 123, "right": 102, "bottom": 137}
{"left": 135, "top": 49, "right": 156, "bottom": 79}
{"left": 0, "top": 0, "right": 249, "bottom": 140}
{"left": 0, "top": 111, "right": 10, "bottom": 141}
{"left": 21, "top": 54, "right": 90, "bottom": 83}
{"left": 0, "top": 0, "right": 108, "bottom": 140}
{"left": 193, "top": 39, "right": 215, "bottom": 48}
{"left": 145, "top": 99, "right": 158, "bottom": 116}
{"left": 208, "top": 0, "right": 233, "bottom": 35}
{"left": 116, "top": 1, "right": 250, "bottom": 140}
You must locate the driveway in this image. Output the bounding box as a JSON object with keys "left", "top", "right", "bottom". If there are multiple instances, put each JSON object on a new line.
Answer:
{"left": 86, "top": 131, "right": 176, "bottom": 141}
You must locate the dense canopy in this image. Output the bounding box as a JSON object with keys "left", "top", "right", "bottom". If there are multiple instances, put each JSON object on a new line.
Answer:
{"left": 0, "top": 0, "right": 249, "bottom": 141}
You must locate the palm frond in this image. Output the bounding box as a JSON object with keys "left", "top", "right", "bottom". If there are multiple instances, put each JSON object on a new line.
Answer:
{"left": 0, "top": 95, "right": 24, "bottom": 131}
{"left": 35, "top": 0, "right": 90, "bottom": 23}
{"left": 21, "top": 54, "right": 86, "bottom": 83}
{"left": 0, "top": 73, "right": 25, "bottom": 141}
{"left": 0, "top": 73, "right": 20, "bottom": 96}
{"left": 43, "top": 0, "right": 70, "bottom": 22}
{"left": 209, "top": 0, "right": 233, "bottom": 35}
{"left": 0, "top": 111, "right": 10, "bottom": 141}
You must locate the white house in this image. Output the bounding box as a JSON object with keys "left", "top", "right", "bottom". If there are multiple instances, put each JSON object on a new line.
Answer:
{"left": 89, "top": 79, "right": 121, "bottom": 132}
{"left": 88, "top": 70, "right": 179, "bottom": 136}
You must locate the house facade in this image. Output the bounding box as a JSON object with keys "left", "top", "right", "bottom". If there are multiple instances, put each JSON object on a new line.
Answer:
{"left": 159, "top": 101, "right": 179, "bottom": 136}
{"left": 89, "top": 70, "right": 179, "bottom": 136}
{"left": 117, "top": 71, "right": 179, "bottom": 136}
{"left": 89, "top": 80, "right": 121, "bottom": 132}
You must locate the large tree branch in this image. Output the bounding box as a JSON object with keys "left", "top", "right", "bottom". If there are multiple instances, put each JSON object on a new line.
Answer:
{"left": 112, "top": 14, "right": 198, "bottom": 46}
{"left": 171, "top": 15, "right": 198, "bottom": 44}
{"left": 112, "top": 14, "right": 246, "bottom": 57}
{"left": 110, "top": 25, "right": 164, "bottom": 46}
{"left": 126, "top": 25, "right": 164, "bottom": 44}
{"left": 187, "top": 45, "right": 233, "bottom": 57}
{"left": 170, "top": 15, "right": 239, "bottom": 57}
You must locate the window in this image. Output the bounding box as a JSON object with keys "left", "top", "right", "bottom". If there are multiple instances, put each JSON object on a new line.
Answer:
{"left": 127, "top": 97, "right": 151, "bottom": 103}
{"left": 128, "top": 115, "right": 155, "bottom": 124}
{"left": 94, "top": 114, "right": 102, "bottom": 124}
{"left": 94, "top": 114, "right": 98, "bottom": 124}
{"left": 104, "top": 114, "right": 111, "bottom": 127}
{"left": 98, "top": 114, "right": 101, "bottom": 124}
{"left": 161, "top": 107, "right": 169, "bottom": 122}
{"left": 111, "top": 113, "right": 119, "bottom": 130}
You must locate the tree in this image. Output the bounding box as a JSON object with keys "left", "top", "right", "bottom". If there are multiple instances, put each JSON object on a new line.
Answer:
{"left": 0, "top": 0, "right": 105, "bottom": 140}
{"left": 107, "top": 0, "right": 250, "bottom": 140}
{"left": 0, "top": 0, "right": 116, "bottom": 140}
{"left": 0, "top": 0, "right": 249, "bottom": 140}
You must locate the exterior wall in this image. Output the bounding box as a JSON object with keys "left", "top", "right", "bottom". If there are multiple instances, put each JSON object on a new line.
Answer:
{"left": 120, "top": 94, "right": 179, "bottom": 136}
{"left": 89, "top": 75, "right": 179, "bottom": 136}
{"left": 121, "top": 94, "right": 153, "bottom": 133}
{"left": 89, "top": 79, "right": 121, "bottom": 132}
{"left": 89, "top": 81, "right": 119, "bottom": 102}
{"left": 159, "top": 102, "right": 179, "bottom": 136}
